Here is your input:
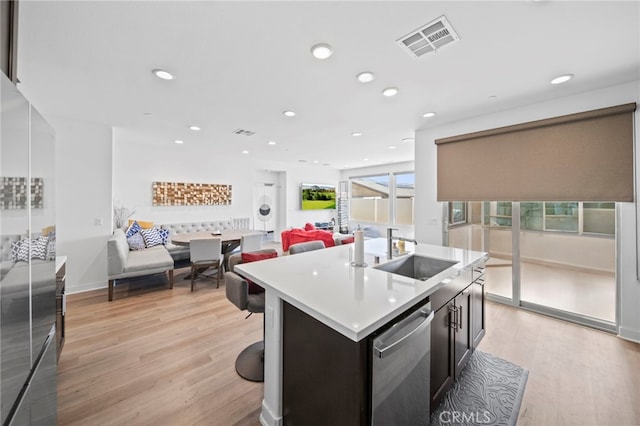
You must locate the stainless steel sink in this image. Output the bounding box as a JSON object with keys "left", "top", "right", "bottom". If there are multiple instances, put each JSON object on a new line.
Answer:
{"left": 373, "top": 255, "right": 457, "bottom": 281}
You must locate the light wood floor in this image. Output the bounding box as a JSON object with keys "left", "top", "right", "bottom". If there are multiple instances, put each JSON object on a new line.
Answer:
{"left": 58, "top": 269, "right": 640, "bottom": 426}
{"left": 479, "top": 304, "right": 640, "bottom": 426}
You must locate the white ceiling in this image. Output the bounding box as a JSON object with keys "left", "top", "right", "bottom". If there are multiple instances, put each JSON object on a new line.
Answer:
{"left": 16, "top": 1, "right": 640, "bottom": 170}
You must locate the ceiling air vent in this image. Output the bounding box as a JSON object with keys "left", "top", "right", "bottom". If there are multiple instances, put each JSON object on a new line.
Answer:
{"left": 397, "top": 15, "right": 459, "bottom": 59}
{"left": 233, "top": 129, "right": 255, "bottom": 136}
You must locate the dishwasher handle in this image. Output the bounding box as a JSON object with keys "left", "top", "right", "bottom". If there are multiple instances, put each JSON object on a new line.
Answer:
{"left": 373, "top": 308, "right": 434, "bottom": 359}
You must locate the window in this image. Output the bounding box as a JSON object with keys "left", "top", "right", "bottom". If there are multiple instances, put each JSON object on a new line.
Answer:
{"left": 349, "top": 172, "right": 414, "bottom": 225}
{"left": 395, "top": 173, "right": 415, "bottom": 225}
{"left": 482, "top": 201, "right": 614, "bottom": 236}
{"left": 350, "top": 175, "right": 389, "bottom": 224}
{"left": 449, "top": 201, "right": 467, "bottom": 226}
{"left": 521, "top": 202, "right": 543, "bottom": 231}
{"left": 485, "top": 201, "right": 512, "bottom": 228}
{"left": 583, "top": 202, "right": 615, "bottom": 235}
{"left": 545, "top": 202, "right": 578, "bottom": 232}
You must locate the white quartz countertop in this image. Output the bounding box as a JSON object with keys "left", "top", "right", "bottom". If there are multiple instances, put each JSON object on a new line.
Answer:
{"left": 235, "top": 238, "right": 487, "bottom": 341}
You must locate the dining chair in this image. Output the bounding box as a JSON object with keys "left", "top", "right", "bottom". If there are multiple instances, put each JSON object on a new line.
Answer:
{"left": 189, "top": 237, "right": 223, "bottom": 291}
{"left": 240, "top": 233, "right": 263, "bottom": 252}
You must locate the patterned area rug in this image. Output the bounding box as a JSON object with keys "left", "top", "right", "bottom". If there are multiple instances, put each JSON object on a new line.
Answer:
{"left": 430, "top": 350, "right": 528, "bottom": 426}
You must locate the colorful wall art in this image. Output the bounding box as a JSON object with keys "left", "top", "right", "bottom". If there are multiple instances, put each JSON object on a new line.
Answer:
{"left": 152, "top": 182, "right": 232, "bottom": 206}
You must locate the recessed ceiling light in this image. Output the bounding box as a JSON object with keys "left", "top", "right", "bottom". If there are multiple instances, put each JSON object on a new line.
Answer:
{"left": 313, "top": 160, "right": 319, "bottom": 164}
{"left": 352, "top": 132, "right": 363, "bottom": 137}
{"left": 310, "top": 43, "right": 333, "bottom": 59}
{"left": 174, "top": 140, "right": 184, "bottom": 144}
{"left": 551, "top": 74, "right": 574, "bottom": 85}
{"left": 188, "top": 125, "right": 201, "bottom": 131}
{"left": 356, "top": 72, "right": 375, "bottom": 83}
{"left": 143, "top": 112, "right": 153, "bottom": 117}
{"left": 267, "top": 141, "right": 276, "bottom": 145}
{"left": 422, "top": 112, "right": 436, "bottom": 118}
{"left": 241, "top": 150, "right": 249, "bottom": 154}
{"left": 283, "top": 110, "right": 296, "bottom": 117}
{"left": 382, "top": 87, "right": 399, "bottom": 97}
{"left": 402, "top": 138, "right": 414, "bottom": 143}
{"left": 363, "top": 158, "right": 369, "bottom": 161}
{"left": 152, "top": 69, "right": 174, "bottom": 80}
{"left": 388, "top": 145, "right": 397, "bottom": 150}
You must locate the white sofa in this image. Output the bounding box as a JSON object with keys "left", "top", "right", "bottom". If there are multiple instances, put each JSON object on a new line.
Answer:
{"left": 106, "top": 220, "right": 244, "bottom": 301}
{"left": 106, "top": 229, "right": 174, "bottom": 301}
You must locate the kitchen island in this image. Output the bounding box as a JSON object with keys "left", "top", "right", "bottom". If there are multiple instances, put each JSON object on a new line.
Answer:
{"left": 235, "top": 238, "right": 487, "bottom": 425}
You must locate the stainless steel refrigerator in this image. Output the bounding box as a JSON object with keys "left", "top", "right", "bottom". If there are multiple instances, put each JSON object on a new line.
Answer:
{"left": 1, "top": 71, "right": 57, "bottom": 425}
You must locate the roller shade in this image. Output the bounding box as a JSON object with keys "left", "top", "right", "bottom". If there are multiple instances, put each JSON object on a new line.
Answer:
{"left": 436, "top": 103, "right": 636, "bottom": 202}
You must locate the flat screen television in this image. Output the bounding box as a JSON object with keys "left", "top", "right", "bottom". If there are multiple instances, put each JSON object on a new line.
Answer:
{"left": 301, "top": 183, "right": 336, "bottom": 210}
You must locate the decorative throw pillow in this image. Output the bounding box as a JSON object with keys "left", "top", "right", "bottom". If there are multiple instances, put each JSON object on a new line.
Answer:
{"left": 32, "top": 236, "right": 49, "bottom": 260}
{"left": 341, "top": 236, "right": 355, "bottom": 244}
{"left": 127, "top": 232, "right": 146, "bottom": 250}
{"left": 128, "top": 219, "right": 154, "bottom": 229}
{"left": 16, "top": 238, "right": 30, "bottom": 262}
{"left": 10, "top": 239, "right": 24, "bottom": 262}
{"left": 304, "top": 222, "right": 316, "bottom": 231}
{"left": 241, "top": 251, "right": 278, "bottom": 294}
{"left": 158, "top": 228, "right": 170, "bottom": 245}
{"left": 126, "top": 221, "right": 142, "bottom": 237}
{"left": 141, "top": 227, "right": 163, "bottom": 248}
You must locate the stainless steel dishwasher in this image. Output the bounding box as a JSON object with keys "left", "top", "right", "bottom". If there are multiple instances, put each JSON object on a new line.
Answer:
{"left": 371, "top": 300, "right": 433, "bottom": 425}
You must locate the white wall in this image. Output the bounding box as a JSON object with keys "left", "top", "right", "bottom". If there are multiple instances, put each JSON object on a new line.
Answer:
{"left": 274, "top": 161, "right": 340, "bottom": 229}
{"left": 416, "top": 80, "right": 640, "bottom": 342}
{"left": 113, "top": 129, "right": 256, "bottom": 226}
{"left": 51, "top": 116, "right": 113, "bottom": 293}
{"left": 113, "top": 132, "right": 341, "bottom": 233}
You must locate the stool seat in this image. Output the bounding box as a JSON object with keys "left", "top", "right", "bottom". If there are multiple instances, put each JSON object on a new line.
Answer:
{"left": 225, "top": 249, "right": 277, "bottom": 383}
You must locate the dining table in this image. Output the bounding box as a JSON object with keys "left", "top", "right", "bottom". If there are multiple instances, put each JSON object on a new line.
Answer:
{"left": 170, "top": 229, "right": 264, "bottom": 254}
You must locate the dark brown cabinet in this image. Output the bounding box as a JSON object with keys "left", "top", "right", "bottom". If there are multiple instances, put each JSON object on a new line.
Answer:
{"left": 453, "top": 286, "right": 472, "bottom": 375}
{"left": 430, "top": 260, "right": 486, "bottom": 412}
{"left": 430, "top": 287, "right": 471, "bottom": 411}
{"left": 430, "top": 302, "right": 455, "bottom": 410}
{"left": 282, "top": 302, "right": 369, "bottom": 425}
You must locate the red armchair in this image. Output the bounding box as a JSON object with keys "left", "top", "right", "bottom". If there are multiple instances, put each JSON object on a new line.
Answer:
{"left": 281, "top": 224, "right": 335, "bottom": 252}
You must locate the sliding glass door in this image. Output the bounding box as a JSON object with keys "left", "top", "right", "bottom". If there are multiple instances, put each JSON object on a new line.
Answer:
{"left": 483, "top": 202, "right": 514, "bottom": 301}
{"left": 517, "top": 201, "right": 616, "bottom": 326}
{"left": 449, "top": 201, "right": 616, "bottom": 330}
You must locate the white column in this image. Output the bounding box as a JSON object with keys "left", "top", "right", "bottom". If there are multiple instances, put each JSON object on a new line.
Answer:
{"left": 260, "top": 291, "right": 284, "bottom": 425}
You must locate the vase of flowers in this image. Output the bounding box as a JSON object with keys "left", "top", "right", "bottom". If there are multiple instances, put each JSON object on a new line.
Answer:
{"left": 113, "top": 202, "right": 135, "bottom": 230}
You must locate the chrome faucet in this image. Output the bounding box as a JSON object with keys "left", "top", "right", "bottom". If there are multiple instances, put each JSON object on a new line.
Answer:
{"left": 387, "top": 228, "right": 417, "bottom": 259}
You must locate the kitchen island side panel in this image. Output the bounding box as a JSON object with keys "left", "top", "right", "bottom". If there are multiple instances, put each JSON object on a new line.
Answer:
{"left": 282, "top": 301, "right": 370, "bottom": 425}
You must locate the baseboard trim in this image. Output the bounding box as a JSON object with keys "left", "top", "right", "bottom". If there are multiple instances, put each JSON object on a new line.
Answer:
{"left": 618, "top": 326, "right": 640, "bottom": 343}
{"left": 259, "top": 401, "right": 282, "bottom": 426}
{"left": 66, "top": 281, "right": 106, "bottom": 295}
